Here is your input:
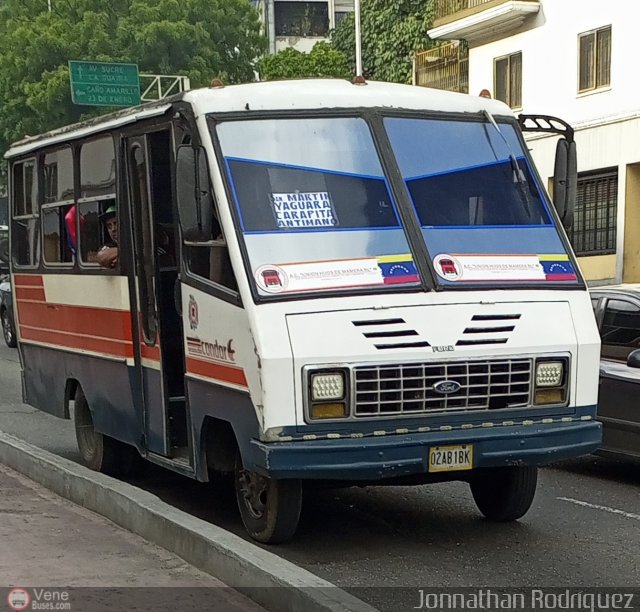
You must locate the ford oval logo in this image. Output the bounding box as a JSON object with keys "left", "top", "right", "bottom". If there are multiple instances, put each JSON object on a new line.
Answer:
{"left": 433, "top": 380, "right": 461, "bottom": 395}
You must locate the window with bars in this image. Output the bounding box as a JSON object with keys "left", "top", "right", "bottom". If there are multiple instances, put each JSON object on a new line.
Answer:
{"left": 274, "top": 2, "right": 329, "bottom": 37}
{"left": 578, "top": 26, "right": 611, "bottom": 93}
{"left": 568, "top": 169, "right": 617, "bottom": 256}
{"left": 494, "top": 52, "right": 522, "bottom": 109}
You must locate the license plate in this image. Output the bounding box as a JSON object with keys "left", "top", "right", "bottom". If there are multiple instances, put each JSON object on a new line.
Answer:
{"left": 428, "top": 444, "right": 473, "bottom": 472}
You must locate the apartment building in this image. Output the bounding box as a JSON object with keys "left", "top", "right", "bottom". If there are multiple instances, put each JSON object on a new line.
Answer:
{"left": 425, "top": 0, "right": 640, "bottom": 285}
{"left": 254, "top": 0, "right": 354, "bottom": 53}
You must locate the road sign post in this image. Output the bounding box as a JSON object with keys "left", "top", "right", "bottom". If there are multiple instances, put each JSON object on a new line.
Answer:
{"left": 69, "top": 60, "right": 141, "bottom": 107}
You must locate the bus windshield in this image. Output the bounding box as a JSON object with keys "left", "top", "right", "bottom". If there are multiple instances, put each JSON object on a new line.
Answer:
{"left": 215, "top": 114, "right": 579, "bottom": 297}
{"left": 383, "top": 116, "right": 579, "bottom": 286}
{"left": 215, "top": 117, "right": 421, "bottom": 297}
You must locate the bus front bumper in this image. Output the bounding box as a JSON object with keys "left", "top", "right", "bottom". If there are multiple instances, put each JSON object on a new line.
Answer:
{"left": 250, "top": 419, "right": 602, "bottom": 481}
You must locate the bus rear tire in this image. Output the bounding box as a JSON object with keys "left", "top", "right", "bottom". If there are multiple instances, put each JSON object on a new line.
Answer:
{"left": 470, "top": 465, "right": 537, "bottom": 522}
{"left": 234, "top": 453, "right": 302, "bottom": 544}
{"left": 74, "top": 386, "right": 138, "bottom": 477}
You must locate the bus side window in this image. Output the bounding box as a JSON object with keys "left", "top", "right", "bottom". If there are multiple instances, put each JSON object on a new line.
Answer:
{"left": 42, "top": 147, "right": 75, "bottom": 265}
{"left": 176, "top": 133, "right": 238, "bottom": 293}
{"left": 11, "top": 159, "right": 40, "bottom": 268}
{"left": 77, "top": 137, "right": 117, "bottom": 266}
{"left": 184, "top": 225, "right": 238, "bottom": 292}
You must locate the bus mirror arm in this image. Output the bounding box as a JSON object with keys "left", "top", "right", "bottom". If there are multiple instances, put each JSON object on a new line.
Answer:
{"left": 518, "top": 114, "right": 577, "bottom": 231}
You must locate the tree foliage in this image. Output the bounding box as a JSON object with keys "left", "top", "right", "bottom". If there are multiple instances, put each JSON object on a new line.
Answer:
{"left": 331, "top": 0, "right": 435, "bottom": 84}
{"left": 0, "top": 0, "right": 266, "bottom": 176}
{"left": 258, "top": 41, "right": 350, "bottom": 81}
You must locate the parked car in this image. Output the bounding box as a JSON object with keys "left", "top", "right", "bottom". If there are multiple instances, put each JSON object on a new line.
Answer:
{"left": 0, "top": 231, "right": 15, "bottom": 348}
{"left": 590, "top": 285, "right": 640, "bottom": 459}
{"left": 0, "top": 275, "right": 16, "bottom": 348}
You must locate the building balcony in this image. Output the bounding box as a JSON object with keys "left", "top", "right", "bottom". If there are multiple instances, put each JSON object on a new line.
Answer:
{"left": 414, "top": 42, "right": 469, "bottom": 94}
{"left": 428, "top": 0, "right": 541, "bottom": 45}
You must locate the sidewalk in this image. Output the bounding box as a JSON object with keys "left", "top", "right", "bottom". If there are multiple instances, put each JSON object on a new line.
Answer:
{"left": 0, "top": 464, "right": 265, "bottom": 611}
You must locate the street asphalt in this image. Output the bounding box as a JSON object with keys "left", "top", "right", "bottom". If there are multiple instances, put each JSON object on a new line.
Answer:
{"left": 0, "top": 342, "right": 638, "bottom": 612}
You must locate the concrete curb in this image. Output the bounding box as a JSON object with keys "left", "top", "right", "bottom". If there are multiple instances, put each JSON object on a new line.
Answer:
{"left": 0, "top": 431, "right": 378, "bottom": 612}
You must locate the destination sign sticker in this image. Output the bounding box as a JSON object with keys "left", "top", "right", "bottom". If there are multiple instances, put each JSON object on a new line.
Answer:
{"left": 270, "top": 192, "right": 338, "bottom": 229}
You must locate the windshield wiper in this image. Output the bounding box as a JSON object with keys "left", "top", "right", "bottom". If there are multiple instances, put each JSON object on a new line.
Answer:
{"left": 483, "top": 110, "right": 533, "bottom": 220}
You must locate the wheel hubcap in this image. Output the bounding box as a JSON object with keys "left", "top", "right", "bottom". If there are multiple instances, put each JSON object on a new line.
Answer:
{"left": 238, "top": 469, "right": 269, "bottom": 519}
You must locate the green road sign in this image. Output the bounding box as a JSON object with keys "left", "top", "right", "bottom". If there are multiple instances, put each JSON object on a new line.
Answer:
{"left": 69, "top": 60, "right": 141, "bottom": 107}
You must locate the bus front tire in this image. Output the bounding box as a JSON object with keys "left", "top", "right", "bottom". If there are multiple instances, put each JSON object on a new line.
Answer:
{"left": 74, "top": 386, "right": 138, "bottom": 477}
{"left": 470, "top": 465, "right": 538, "bottom": 522}
{"left": 1, "top": 307, "right": 16, "bottom": 348}
{"left": 234, "top": 453, "right": 302, "bottom": 544}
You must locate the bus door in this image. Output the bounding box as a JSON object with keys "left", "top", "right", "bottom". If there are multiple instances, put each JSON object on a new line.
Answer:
{"left": 125, "top": 130, "right": 189, "bottom": 462}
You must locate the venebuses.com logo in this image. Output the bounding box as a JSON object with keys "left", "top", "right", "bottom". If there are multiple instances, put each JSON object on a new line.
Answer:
{"left": 7, "top": 589, "right": 30, "bottom": 611}
{"left": 6, "top": 588, "right": 71, "bottom": 611}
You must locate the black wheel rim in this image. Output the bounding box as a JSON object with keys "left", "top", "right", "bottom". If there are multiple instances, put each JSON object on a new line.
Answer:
{"left": 238, "top": 469, "right": 269, "bottom": 519}
{"left": 1, "top": 311, "right": 12, "bottom": 345}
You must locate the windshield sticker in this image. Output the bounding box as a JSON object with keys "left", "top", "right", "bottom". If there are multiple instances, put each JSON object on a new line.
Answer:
{"left": 433, "top": 254, "right": 577, "bottom": 282}
{"left": 255, "top": 255, "right": 419, "bottom": 294}
{"left": 270, "top": 192, "right": 338, "bottom": 229}
{"left": 377, "top": 255, "right": 420, "bottom": 284}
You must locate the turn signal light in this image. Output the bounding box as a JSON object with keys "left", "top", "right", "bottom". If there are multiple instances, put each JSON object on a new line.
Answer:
{"left": 534, "top": 388, "right": 565, "bottom": 405}
{"left": 310, "top": 403, "right": 347, "bottom": 419}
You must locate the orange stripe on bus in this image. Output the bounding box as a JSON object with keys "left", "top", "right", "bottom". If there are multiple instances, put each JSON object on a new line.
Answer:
{"left": 14, "top": 286, "right": 46, "bottom": 301}
{"left": 19, "top": 325, "right": 134, "bottom": 358}
{"left": 186, "top": 357, "right": 248, "bottom": 388}
{"left": 140, "top": 343, "right": 160, "bottom": 361}
{"left": 13, "top": 274, "right": 44, "bottom": 287}
{"left": 16, "top": 301, "right": 133, "bottom": 342}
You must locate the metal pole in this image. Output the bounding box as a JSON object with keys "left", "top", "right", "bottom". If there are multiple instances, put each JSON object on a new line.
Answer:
{"left": 354, "top": 0, "right": 362, "bottom": 78}
{"left": 267, "top": 0, "right": 276, "bottom": 55}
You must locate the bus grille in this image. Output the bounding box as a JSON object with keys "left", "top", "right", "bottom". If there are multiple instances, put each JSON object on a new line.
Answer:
{"left": 353, "top": 358, "right": 532, "bottom": 416}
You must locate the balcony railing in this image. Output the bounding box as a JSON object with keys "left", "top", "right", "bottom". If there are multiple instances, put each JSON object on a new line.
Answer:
{"left": 435, "top": 0, "right": 493, "bottom": 21}
{"left": 434, "top": 0, "right": 539, "bottom": 25}
{"left": 414, "top": 42, "right": 469, "bottom": 94}
{"left": 430, "top": 0, "right": 541, "bottom": 44}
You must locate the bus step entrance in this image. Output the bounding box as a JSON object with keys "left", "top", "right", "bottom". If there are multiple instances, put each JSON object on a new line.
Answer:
{"left": 168, "top": 396, "right": 188, "bottom": 451}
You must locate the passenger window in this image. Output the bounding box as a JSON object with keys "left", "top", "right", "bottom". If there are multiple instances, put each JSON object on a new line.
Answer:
{"left": 44, "top": 148, "right": 74, "bottom": 204}
{"left": 77, "top": 201, "right": 116, "bottom": 263}
{"left": 42, "top": 147, "right": 75, "bottom": 265}
{"left": 13, "top": 160, "right": 36, "bottom": 217}
{"left": 78, "top": 137, "right": 117, "bottom": 265}
{"left": 12, "top": 159, "right": 40, "bottom": 267}
{"left": 177, "top": 138, "right": 238, "bottom": 293}
{"left": 601, "top": 299, "right": 640, "bottom": 361}
{"left": 43, "top": 206, "right": 75, "bottom": 264}
{"left": 184, "top": 219, "right": 238, "bottom": 292}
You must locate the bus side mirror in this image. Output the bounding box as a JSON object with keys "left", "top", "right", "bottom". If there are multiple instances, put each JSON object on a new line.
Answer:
{"left": 176, "top": 145, "right": 214, "bottom": 242}
{"left": 553, "top": 138, "right": 577, "bottom": 231}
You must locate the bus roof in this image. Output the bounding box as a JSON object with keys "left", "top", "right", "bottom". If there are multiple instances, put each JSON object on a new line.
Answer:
{"left": 5, "top": 79, "right": 513, "bottom": 159}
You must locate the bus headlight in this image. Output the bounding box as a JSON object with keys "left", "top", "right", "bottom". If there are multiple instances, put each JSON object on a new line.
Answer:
{"left": 311, "top": 372, "right": 345, "bottom": 401}
{"left": 535, "top": 361, "right": 564, "bottom": 387}
{"left": 534, "top": 359, "right": 568, "bottom": 405}
{"left": 308, "top": 370, "right": 350, "bottom": 420}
